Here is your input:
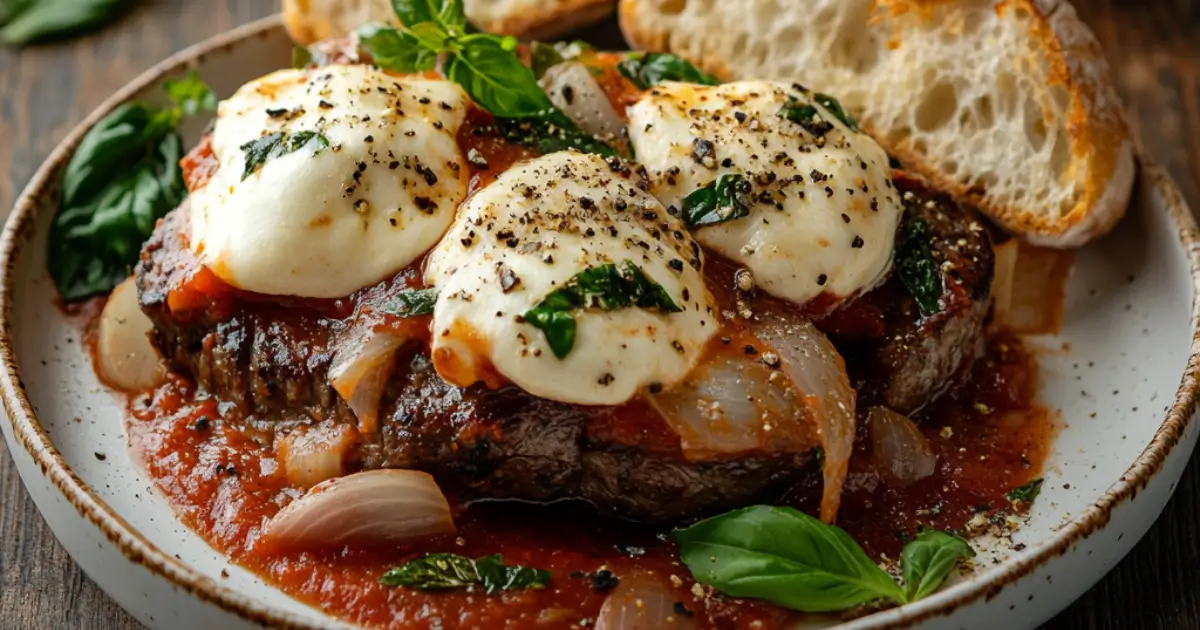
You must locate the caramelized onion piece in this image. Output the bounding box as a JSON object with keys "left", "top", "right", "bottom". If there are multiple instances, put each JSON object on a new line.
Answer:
{"left": 540, "top": 61, "right": 625, "bottom": 140}
{"left": 97, "top": 277, "right": 165, "bottom": 391}
{"left": 329, "top": 326, "right": 408, "bottom": 433}
{"left": 990, "top": 239, "right": 1073, "bottom": 335}
{"left": 595, "top": 573, "right": 697, "bottom": 630}
{"left": 750, "top": 318, "right": 856, "bottom": 524}
{"left": 261, "top": 470, "right": 455, "bottom": 550}
{"left": 867, "top": 406, "right": 937, "bottom": 487}
{"left": 277, "top": 422, "right": 359, "bottom": 489}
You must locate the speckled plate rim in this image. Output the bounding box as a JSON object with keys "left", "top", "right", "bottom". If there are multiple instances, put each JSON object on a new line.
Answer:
{"left": 0, "top": 13, "right": 1197, "bottom": 630}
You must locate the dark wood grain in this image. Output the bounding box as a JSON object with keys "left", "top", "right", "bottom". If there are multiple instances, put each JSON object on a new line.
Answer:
{"left": 0, "top": 1, "right": 1197, "bottom": 628}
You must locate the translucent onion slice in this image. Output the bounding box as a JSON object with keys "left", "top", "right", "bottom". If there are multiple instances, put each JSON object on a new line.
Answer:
{"left": 97, "top": 277, "right": 165, "bottom": 391}
{"left": 595, "top": 573, "right": 698, "bottom": 630}
{"left": 645, "top": 341, "right": 816, "bottom": 460}
{"left": 540, "top": 61, "right": 625, "bottom": 140}
{"left": 261, "top": 470, "right": 455, "bottom": 550}
{"left": 867, "top": 406, "right": 937, "bottom": 488}
{"left": 750, "top": 318, "right": 856, "bottom": 524}
{"left": 328, "top": 326, "right": 408, "bottom": 433}
{"left": 276, "top": 422, "right": 359, "bottom": 489}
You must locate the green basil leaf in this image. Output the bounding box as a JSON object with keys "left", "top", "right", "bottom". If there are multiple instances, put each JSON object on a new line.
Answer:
{"left": 408, "top": 21, "right": 450, "bottom": 50}
{"left": 379, "top": 288, "right": 437, "bottom": 317}
{"left": 895, "top": 218, "right": 942, "bottom": 316}
{"left": 524, "top": 261, "right": 679, "bottom": 359}
{"left": 292, "top": 45, "right": 314, "bottom": 69}
{"left": 0, "top": 0, "right": 35, "bottom": 28}
{"left": 673, "top": 505, "right": 905, "bottom": 612}
{"left": 0, "top": 0, "right": 128, "bottom": 46}
{"left": 164, "top": 71, "right": 218, "bottom": 117}
{"left": 380, "top": 553, "right": 550, "bottom": 592}
{"left": 49, "top": 131, "right": 184, "bottom": 301}
{"left": 435, "top": 0, "right": 465, "bottom": 34}
{"left": 1006, "top": 478, "right": 1044, "bottom": 505}
{"left": 389, "top": 0, "right": 443, "bottom": 29}
{"left": 493, "top": 109, "right": 617, "bottom": 157}
{"left": 529, "top": 41, "right": 564, "bottom": 78}
{"left": 474, "top": 555, "right": 551, "bottom": 594}
{"left": 359, "top": 25, "right": 438, "bottom": 73}
{"left": 683, "top": 173, "right": 751, "bottom": 228}
{"left": 239, "top": 130, "right": 330, "bottom": 180}
{"left": 61, "top": 102, "right": 157, "bottom": 208}
{"left": 900, "top": 531, "right": 974, "bottom": 602}
{"left": 617, "top": 52, "right": 719, "bottom": 90}
{"left": 813, "top": 92, "right": 858, "bottom": 131}
{"left": 445, "top": 36, "right": 553, "bottom": 117}
{"left": 779, "top": 100, "right": 835, "bottom": 137}
{"left": 380, "top": 553, "right": 479, "bottom": 589}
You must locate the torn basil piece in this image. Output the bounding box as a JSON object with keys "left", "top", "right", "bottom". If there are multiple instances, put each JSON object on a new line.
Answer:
{"left": 894, "top": 218, "right": 943, "bottom": 317}
{"left": 379, "top": 553, "right": 549, "bottom": 593}
{"left": 683, "top": 173, "right": 752, "bottom": 228}
{"left": 378, "top": 288, "right": 437, "bottom": 317}
{"left": 524, "top": 261, "right": 682, "bottom": 359}
{"left": 239, "top": 130, "right": 330, "bottom": 180}
{"left": 617, "top": 52, "right": 719, "bottom": 89}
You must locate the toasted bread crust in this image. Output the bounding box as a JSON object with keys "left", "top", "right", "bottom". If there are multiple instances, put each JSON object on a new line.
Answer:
{"left": 619, "top": 0, "right": 1134, "bottom": 247}
{"left": 284, "top": 0, "right": 616, "bottom": 44}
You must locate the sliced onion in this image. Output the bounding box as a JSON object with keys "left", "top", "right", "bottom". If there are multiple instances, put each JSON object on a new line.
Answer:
{"left": 866, "top": 406, "right": 937, "bottom": 488}
{"left": 329, "top": 326, "right": 408, "bottom": 433}
{"left": 595, "top": 573, "right": 697, "bottom": 630}
{"left": 277, "top": 422, "right": 359, "bottom": 489}
{"left": 750, "top": 317, "right": 856, "bottom": 524}
{"left": 261, "top": 469, "right": 455, "bottom": 550}
{"left": 990, "top": 240, "right": 1073, "bottom": 335}
{"left": 540, "top": 61, "right": 625, "bottom": 140}
{"left": 97, "top": 276, "right": 165, "bottom": 391}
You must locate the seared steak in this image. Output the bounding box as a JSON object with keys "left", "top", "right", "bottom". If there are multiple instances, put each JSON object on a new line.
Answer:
{"left": 136, "top": 210, "right": 807, "bottom": 521}
{"left": 818, "top": 175, "right": 994, "bottom": 414}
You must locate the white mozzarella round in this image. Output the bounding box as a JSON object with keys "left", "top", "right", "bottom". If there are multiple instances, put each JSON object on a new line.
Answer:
{"left": 188, "top": 66, "right": 468, "bottom": 298}
{"left": 628, "top": 80, "right": 903, "bottom": 308}
{"left": 424, "top": 151, "right": 718, "bottom": 406}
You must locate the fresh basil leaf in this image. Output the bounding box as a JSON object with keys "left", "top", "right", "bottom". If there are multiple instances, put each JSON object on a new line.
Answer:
{"left": 49, "top": 131, "right": 184, "bottom": 301}
{"left": 0, "top": 0, "right": 129, "bottom": 46}
{"left": 62, "top": 103, "right": 156, "bottom": 208}
{"left": 529, "top": 41, "right": 564, "bottom": 78}
{"left": 389, "top": 0, "right": 443, "bottom": 29}
{"left": 683, "top": 173, "right": 751, "bottom": 228}
{"left": 493, "top": 110, "right": 617, "bottom": 157}
{"left": 435, "top": 0, "right": 466, "bottom": 34}
{"left": 1006, "top": 478, "right": 1044, "bottom": 505}
{"left": 0, "top": 0, "right": 34, "bottom": 27}
{"left": 292, "top": 45, "right": 314, "bottom": 69}
{"left": 445, "top": 36, "right": 553, "bottom": 117}
{"left": 408, "top": 21, "right": 450, "bottom": 51}
{"left": 380, "top": 553, "right": 550, "bottom": 593}
{"left": 524, "top": 261, "right": 679, "bottom": 359}
{"left": 895, "top": 218, "right": 943, "bottom": 316}
{"left": 779, "top": 100, "right": 834, "bottom": 137}
{"left": 164, "top": 71, "right": 217, "bottom": 118}
{"left": 900, "top": 531, "right": 974, "bottom": 602}
{"left": 379, "top": 288, "right": 437, "bottom": 317}
{"left": 674, "top": 505, "right": 905, "bottom": 612}
{"left": 617, "top": 52, "right": 719, "bottom": 90}
{"left": 380, "top": 553, "right": 479, "bottom": 589}
{"left": 474, "top": 555, "right": 551, "bottom": 594}
{"left": 239, "top": 130, "right": 330, "bottom": 180}
{"left": 813, "top": 92, "right": 858, "bottom": 131}
{"left": 359, "top": 25, "right": 438, "bottom": 73}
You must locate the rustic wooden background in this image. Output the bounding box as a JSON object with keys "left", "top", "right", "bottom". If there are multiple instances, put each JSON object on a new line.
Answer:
{"left": 0, "top": 0, "right": 1197, "bottom": 628}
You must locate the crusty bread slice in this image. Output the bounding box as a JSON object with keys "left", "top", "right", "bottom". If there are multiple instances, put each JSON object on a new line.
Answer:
{"left": 283, "top": 0, "right": 616, "bottom": 44}
{"left": 619, "top": 0, "right": 1135, "bottom": 247}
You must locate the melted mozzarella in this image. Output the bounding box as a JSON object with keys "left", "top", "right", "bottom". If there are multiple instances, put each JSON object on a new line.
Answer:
{"left": 189, "top": 66, "right": 468, "bottom": 298}
{"left": 628, "top": 80, "right": 903, "bottom": 308}
{"left": 425, "top": 151, "right": 718, "bottom": 406}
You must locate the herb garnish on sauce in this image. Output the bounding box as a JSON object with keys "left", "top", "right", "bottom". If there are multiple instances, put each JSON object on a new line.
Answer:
{"left": 524, "top": 261, "right": 682, "bottom": 359}
{"left": 674, "top": 505, "right": 974, "bottom": 613}
{"left": 378, "top": 288, "right": 437, "bottom": 317}
{"left": 380, "top": 553, "right": 550, "bottom": 593}
{"left": 1006, "top": 478, "right": 1044, "bottom": 505}
{"left": 895, "top": 218, "right": 944, "bottom": 316}
{"left": 357, "top": 0, "right": 614, "bottom": 155}
{"left": 48, "top": 72, "right": 217, "bottom": 301}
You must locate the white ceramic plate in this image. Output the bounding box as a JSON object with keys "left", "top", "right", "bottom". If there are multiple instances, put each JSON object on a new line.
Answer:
{"left": 2, "top": 14, "right": 1198, "bottom": 630}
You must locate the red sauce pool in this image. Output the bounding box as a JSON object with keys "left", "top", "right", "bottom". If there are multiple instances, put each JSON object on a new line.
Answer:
{"left": 120, "top": 329, "right": 1054, "bottom": 630}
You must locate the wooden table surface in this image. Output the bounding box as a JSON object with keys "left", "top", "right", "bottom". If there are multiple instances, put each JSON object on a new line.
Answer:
{"left": 1, "top": 0, "right": 1198, "bottom": 628}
